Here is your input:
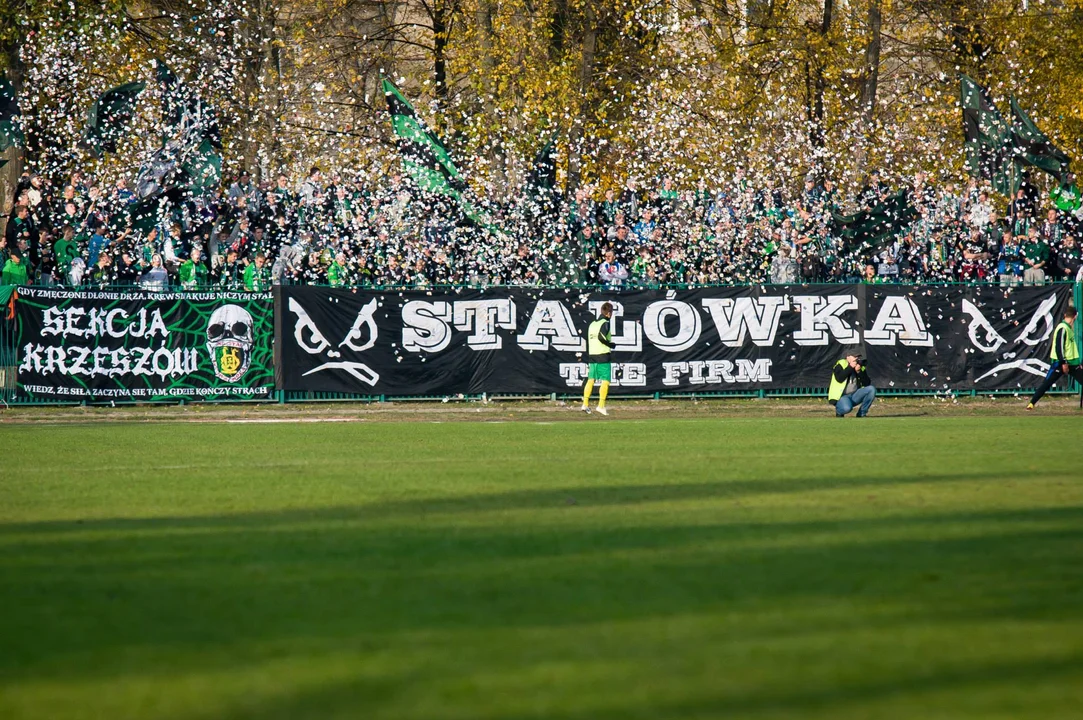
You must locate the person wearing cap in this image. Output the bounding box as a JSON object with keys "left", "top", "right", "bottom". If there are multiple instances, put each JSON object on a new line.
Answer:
{"left": 827, "top": 354, "right": 876, "bottom": 417}
{"left": 2, "top": 246, "right": 29, "bottom": 285}
{"left": 582, "top": 302, "right": 616, "bottom": 416}
{"left": 1027, "top": 306, "right": 1082, "bottom": 410}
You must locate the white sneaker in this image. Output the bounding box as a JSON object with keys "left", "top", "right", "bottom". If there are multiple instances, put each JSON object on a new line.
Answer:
{"left": 580, "top": 404, "right": 591, "bottom": 414}
{"left": 596, "top": 407, "right": 609, "bottom": 416}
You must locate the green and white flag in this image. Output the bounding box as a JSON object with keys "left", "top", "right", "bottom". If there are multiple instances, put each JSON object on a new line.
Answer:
{"left": 382, "top": 78, "right": 498, "bottom": 231}
{"left": 81, "top": 81, "right": 147, "bottom": 158}
{"left": 383, "top": 78, "right": 467, "bottom": 197}
{"left": 1010, "top": 97, "right": 1071, "bottom": 183}
{"left": 961, "top": 75, "right": 1017, "bottom": 196}
{"left": 831, "top": 189, "right": 918, "bottom": 251}
{"left": 0, "top": 76, "right": 23, "bottom": 151}
{"left": 181, "top": 138, "right": 222, "bottom": 194}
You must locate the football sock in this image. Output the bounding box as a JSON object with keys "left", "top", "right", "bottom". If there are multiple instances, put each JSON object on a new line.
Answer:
{"left": 598, "top": 381, "right": 610, "bottom": 409}
{"left": 582, "top": 378, "right": 595, "bottom": 406}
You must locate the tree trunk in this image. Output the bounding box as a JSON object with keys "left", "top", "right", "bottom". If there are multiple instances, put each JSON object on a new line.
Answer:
{"left": 566, "top": 5, "right": 596, "bottom": 191}
{"left": 433, "top": 0, "right": 448, "bottom": 107}
{"left": 474, "top": 1, "right": 506, "bottom": 189}
{"left": 860, "top": 0, "right": 881, "bottom": 127}
{"left": 808, "top": 0, "right": 833, "bottom": 152}
{"left": 549, "top": 0, "right": 567, "bottom": 62}
{"left": 0, "top": 39, "right": 25, "bottom": 233}
{"left": 238, "top": 0, "right": 269, "bottom": 174}
{"left": 854, "top": 0, "right": 881, "bottom": 177}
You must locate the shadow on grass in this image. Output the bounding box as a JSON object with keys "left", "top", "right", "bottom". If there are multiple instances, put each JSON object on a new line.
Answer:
{"left": 1, "top": 488, "right": 1081, "bottom": 702}
{"left": 0, "top": 468, "right": 1065, "bottom": 538}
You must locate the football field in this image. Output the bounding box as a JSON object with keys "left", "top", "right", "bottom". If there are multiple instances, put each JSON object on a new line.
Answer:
{"left": 2, "top": 401, "right": 1082, "bottom": 719}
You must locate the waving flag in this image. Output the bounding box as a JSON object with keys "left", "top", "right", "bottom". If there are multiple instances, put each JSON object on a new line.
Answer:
{"left": 961, "top": 75, "right": 1017, "bottom": 196}
{"left": 1010, "top": 97, "right": 1071, "bottom": 183}
{"left": 82, "top": 81, "right": 147, "bottom": 158}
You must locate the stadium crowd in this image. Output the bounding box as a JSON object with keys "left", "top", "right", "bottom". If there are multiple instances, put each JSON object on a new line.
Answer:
{"left": 3, "top": 165, "right": 1083, "bottom": 290}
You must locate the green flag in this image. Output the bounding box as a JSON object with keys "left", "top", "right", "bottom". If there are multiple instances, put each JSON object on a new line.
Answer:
{"left": 524, "top": 133, "right": 560, "bottom": 230}
{"left": 831, "top": 189, "right": 918, "bottom": 251}
{"left": 1010, "top": 97, "right": 1071, "bottom": 183}
{"left": 382, "top": 78, "right": 500, "bottom": 231}
{"left": 128, "top": 195, "right": 168, "bottom": 233}
{"left": 526, "top": 133, "right": 558, "bottom": 191}
{"left": 181, "top": 139, "right": 222, "bottom": 194}
{"left": 383, "top": 78, "right": 467, "bottom": 196}
{"left": 960, "top": 75, "right": 1018, "bottom": 196}
{"left": 156, "top": 59, "right": 185, "bottom": 129}
{"left": 0, "top": 76, "right": 23, "bottom": 151}
{"left": 82, "top": 81, "right": 147, "bottom": 158}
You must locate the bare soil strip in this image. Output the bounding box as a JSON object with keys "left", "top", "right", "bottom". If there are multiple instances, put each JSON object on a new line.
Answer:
{"left": 1, "top": 395, "right": 1079, "bottom": 425}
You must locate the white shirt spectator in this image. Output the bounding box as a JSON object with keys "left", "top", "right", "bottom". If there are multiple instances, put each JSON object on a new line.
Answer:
{"left": 968, "top": 200, "right": 991, "bottom": 229}
{"left": 598, "top": 259, "right": 629, "bottom": 287}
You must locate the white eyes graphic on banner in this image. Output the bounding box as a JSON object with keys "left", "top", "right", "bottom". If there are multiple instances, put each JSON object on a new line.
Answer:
{"left": 287, "top": 297, "right": 380, "bottom": 386}
{"left": 964, "top": 294, "right": 1056, "bottom": 383}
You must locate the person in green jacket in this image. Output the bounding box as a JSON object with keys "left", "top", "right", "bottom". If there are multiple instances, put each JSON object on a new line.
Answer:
{"left": 53, "top": 226, "right": 81, "bottom": 280}
{"left": 178, "top": 247, "right": 209, "bottom": 290}
{"left": 327, "top": 252, "right": 348, "bottom": 288}
{"left": 2, "top": 247, "right": 29, "bottom": 285}
{"left": 1028, "top": 306, "right": 1083, "bottom": 410}
{"left": 243, "top": 253, "right": 270, "bottom": 292}
{"left": 1050, "top": 173, "right": 1081, "bottom": 215}
{"left": 1020, "top": 226, "right": 1049, "bottom": 286}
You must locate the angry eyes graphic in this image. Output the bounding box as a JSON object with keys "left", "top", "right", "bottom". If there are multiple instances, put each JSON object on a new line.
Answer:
{"left": 288, "top": 297, "right": 380, "bottom": 386}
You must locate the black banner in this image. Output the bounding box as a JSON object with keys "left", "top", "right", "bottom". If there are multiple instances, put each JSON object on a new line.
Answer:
{"left": 276, "top": 284, "right": 1073, "bottom": 395}
{"left": 13, "top": 286, "right": 274, "bottom": 400}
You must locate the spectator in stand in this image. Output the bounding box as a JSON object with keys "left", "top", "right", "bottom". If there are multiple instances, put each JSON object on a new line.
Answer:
{"left": 229, "top": 170, "right": 261, "bottom": 216}
{"left": 997, "top": 230, "right": 1023, "bottom": 287}
{"left": 1039, "top": 208, "right": 1064, "bottom": 248}
{"left": 90, "top": 251, "right": 114, "bottom": 287}
{"left": 598, "top": 250, "right": 629, "bottom": 287}
{"left": 877, "top": 246, "right": 901, "bottom": 281}
{"left": 968, "top": 191, "right": 992, "bottom": 229}
{"left": 961, "top": 230, "right": 992, "bottom": 281}
{"left": 244, "top": 253, "right": 270, "bottom": 291}
{"left": 1055, "top": 235, "right": 1082, "bottom": 281}
{"left": 115, "top": 248, "right": 143, "bottom": 285}
{"left": 769, "top": 245, "right": 797, "bottom": 284}
{"left": 619, "top": 178, "right": 639, "bottom": 221}
{"left": 141, "top": 253, "right": 169, "bottom": 291}
{"left": 178, "top": 247, "right": 209, "bottom": 289}
{"left": 1008, "top": 187, "right": 1034, "bottom": 235}
{"left": 1021, "top": 226, "right": 1049, "bottom": 286}
{"left": 2, "top": 245, "right": 28, "bottom": 285}
{"left": 1050, "top": 173, "right": 1081, "bottom": 217}
{"left": 299, "top": 166, "right": 323, "bottom": 208}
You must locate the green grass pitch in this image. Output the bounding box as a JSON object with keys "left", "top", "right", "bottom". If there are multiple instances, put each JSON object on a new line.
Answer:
{"left": 1, "top": 414, "right": 1082, "bottom": 719}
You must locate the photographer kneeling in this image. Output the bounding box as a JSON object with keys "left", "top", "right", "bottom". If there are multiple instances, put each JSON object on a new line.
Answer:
{"left": 828, "top": 355, "right": 876, "bottom": 418}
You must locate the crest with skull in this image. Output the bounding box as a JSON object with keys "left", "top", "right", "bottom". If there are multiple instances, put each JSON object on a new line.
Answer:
{"left": 206, "top": 305, "right": 255, "bottom": 382}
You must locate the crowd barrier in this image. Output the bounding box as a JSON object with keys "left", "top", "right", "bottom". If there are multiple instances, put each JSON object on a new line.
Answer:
{"left": 1, "top": 281, "right": 1081, "bottom": 406}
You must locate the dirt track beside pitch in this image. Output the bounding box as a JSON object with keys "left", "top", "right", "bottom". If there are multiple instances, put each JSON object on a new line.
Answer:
{"left": 1, "top": 394, "right": 1079, "bottom": 425}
